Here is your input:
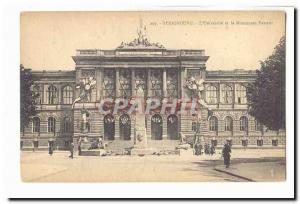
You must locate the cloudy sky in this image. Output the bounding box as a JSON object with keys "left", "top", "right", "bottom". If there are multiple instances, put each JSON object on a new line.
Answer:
{"left": 20, "top": 11, "right": 285, "bottom": 71}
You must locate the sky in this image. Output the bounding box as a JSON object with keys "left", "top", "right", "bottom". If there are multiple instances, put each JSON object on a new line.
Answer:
{"left": 20, "top": 11, "right": 285, "bottom": 71}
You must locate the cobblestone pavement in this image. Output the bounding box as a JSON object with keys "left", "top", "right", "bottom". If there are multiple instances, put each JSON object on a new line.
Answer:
{"left": 21, "top": 149, "right": 285, "bottom": 182}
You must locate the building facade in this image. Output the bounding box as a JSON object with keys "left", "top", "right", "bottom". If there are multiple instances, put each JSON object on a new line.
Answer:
{"left": 21, "top": 33, "right": 285, "bottom": 151}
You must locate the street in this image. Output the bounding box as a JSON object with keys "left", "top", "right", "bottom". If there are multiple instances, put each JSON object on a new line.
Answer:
{"left": 21, "top": 149, "right": 285, "bottom": 182}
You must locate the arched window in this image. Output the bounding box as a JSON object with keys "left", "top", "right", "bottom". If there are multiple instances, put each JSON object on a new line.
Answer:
{"left": 240, "top": 116, "right": 248, "bottom": 132}
{"left": 63, "top": 86, "right": 73, "bottom": 104}
{"left": 221, "top": 85, "right": 233, "bottom": 104}
{"left": 47, "top": 85, "right": 58, "bottom": 104}
{"left": 206, "top": 85, "right": 218, "bottom": 104}
{"left": 33, "top": 85, "right": 42, "bottom": 104}
{"left": 209, "top": 116, "right": 218, "bottom": 132}
{"left": 236, "top": 84, "right": 247, "bottom": 104}
{"left": 63, "top": 117, "right": 72, "bottom": 133}
{"left": 224, "top": 116, "right": 233, "bottom": 131}
{"left": 47, "top": 117, "right": 56, "bottom": 133}
{"left": 32, "top": 117, "right": 40, "bottom": 133}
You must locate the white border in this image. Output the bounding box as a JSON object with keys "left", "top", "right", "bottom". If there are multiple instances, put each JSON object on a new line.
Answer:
{"left": 0, "top": 2, "right": 295, "bottom": 199}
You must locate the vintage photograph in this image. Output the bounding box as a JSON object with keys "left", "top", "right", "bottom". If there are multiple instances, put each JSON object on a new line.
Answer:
{"left": 20, "top": 11, "right": 286, "bottom": 182}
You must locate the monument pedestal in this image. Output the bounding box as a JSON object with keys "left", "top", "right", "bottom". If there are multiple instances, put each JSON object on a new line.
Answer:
{"left": 130, "top": 113, "right": 157, "bottom": 156}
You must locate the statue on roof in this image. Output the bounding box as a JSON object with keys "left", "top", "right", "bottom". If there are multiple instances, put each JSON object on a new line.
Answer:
{"left": 117, "top": 20, "right": 165, "bottom": 49}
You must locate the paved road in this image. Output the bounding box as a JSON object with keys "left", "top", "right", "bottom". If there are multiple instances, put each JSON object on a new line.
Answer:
{"left": 21, "top": 149, "right": 285, "bottom": 182}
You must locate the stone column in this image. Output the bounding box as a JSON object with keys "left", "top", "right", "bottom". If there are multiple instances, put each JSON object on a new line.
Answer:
{"left": 163, "top": 68, "right": 167, "bottom": 98}
{"left": 131, "top": 69, "right": 136, "bottom": 97}
{"left": 116, "top": 69, "right": 120, "bottom": 98}
{"left": 96, "top": 68, "right": 102, "bottom": 101}
{"left": 232, "top": 82, "right": 236, "bottom": 108}
{"left": 147, "top": 69, "right": 151, "bottom": 97}
{"left": 180, "top": 67, "right": 186, "bottom": 99}
{"left": 75, "top": 69, "right": 82, "bottom": 98}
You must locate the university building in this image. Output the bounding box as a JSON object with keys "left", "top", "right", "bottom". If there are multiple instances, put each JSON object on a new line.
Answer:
{"left": 21, "top": 31, "right": 285, "bottom": 151}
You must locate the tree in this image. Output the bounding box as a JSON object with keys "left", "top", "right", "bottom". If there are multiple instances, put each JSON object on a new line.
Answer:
{"left": 20, "top": 64, "right": 39, "bottom": 133}
{"left": 247, "top": 36, "right": 285, "bottom": 131}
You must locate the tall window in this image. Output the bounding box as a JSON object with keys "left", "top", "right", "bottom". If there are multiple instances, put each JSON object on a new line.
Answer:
{"left": 47, "top": 117, "right": 56, "bottom": 133}
{"left": 209, "top": 116, "right": 218, "bottom": 131}
{"left": 150, "top": 69, "right": 163, "bottom": 97}
{"left": 63, "top": 117, "right": 72, "bottom": 133}
{"left": 32, "top": 117, "right": 40, "bottom": 133}
{"left": 166, "top": 69, "right": 178, "bottom": 97}
{"left": 224, "top": 116, "right": 233, "bottom": 131}
{"left": 221, "top": 85, "right": 233, "bottom": 104}
{"left": 206, "top": 85, "right": 218, "bottom": 104}
{"left": 119, "top": 70, "right": 132, "bottom": 98}
{"left": 63, "top": 86, "right": 73, "bottom": 104}
{"left": 255, "top": 120, "right": 263, "bottom": 131}
{"left": 240, "top": 116, "right": 248, "bottom": 132}
{"left": 47, "top": 85, "right": 58, "bottom": 104}
{"left": 103, "top": 69, "right": 116, "bottom": 98}
{"left": 33, "top": 85, "right": 43, "bottom": 104}
{"left": 236, "top": 84, "right": 247, "bottom": 104}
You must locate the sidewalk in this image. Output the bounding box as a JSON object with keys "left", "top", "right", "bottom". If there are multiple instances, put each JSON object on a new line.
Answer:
{"left": 214, "top": 158, "right": 285, "bottom": 181}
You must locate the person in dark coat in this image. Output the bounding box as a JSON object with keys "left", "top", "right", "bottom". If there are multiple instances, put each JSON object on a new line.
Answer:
{"left": 222, "top": 142, "right": 231, "bottom": 168}
{"left": 48, "top": 139, "right": 53, "bottom": 156}
{"left": 204, "top": 143, "right": 209, "bottom": 155}
{"left": 210, "top": 144, "right": 215, "bottom": 155}
{"left": 194, "top": 142, "right": 202, "bottom": 156}
{"left": 69, "top": 142, "right": 74, "bottom": 159}
{"left": 78, "top": 137, "right": 82, "bottom": 156}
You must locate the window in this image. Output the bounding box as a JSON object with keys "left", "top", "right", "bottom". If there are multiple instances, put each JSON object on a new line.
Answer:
{"left": 32, "top": 117, "right": 40, "bottom": 133}
{"left": 63, "top": 117, "right": 72, "bottom": 133}
{"left": 206, "top": 85, "right": 218, "bottom": 104}
{"left": 33, "top": 85, "right": 42, "bottom": 104}
{"left": 255, "top": 120, "right": 263, "bottom": 131}
{"left": 240, "top": 116, "right": 248, "bottom": 132}
{"left": 236, "top": 84, "right": 247, "bottom": 104}
{"left": 150, "top": 69, "right": 163, "bottom": 97}
{"left": 224, "top": 116, "right": 233, "bottom": 131}
{"left": 119, "top": 70, "right": 132, "bottom": 98}
{"left": 47, "top": 117, "right": 56, "bottom": 133}
{"left": 47, "top": 85, "right": 58, "bottom": 104}
{"left": 103, "top": 69, "right": 116, "bottom": 98}
{"left": 63, "top": 86, "right": 73, "bottom": 104}
{"left": 166, "top": 70, "right": 178, "bottom": 97}
{"left": 209, "top": 116, "right": 218, "bottom": 131}
{"left": 221, "top": 85, "right": 233, "bottom": 104}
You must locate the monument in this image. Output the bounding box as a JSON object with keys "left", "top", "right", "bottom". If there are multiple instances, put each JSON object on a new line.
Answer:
{"left": 130, "top": 86, "right": 156, "bottom": 155}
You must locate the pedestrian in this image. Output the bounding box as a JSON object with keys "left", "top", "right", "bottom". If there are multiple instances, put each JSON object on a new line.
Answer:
{"left": 194, "top": 142, "right": 201, "bottom": 156}
{"left": 78, "top": 137, "right": 82, "bottom": 156}
{"left": 207, "top": 144, "right": 211, "bottom": 155}
{"left": 69, "top": 142, "right": 74, "bottom": 159}
{"left": 48, "top": 139, "right": 53, "bottom": 156}
{"left": 222, "top": 141, "right": 231, "bottom": 168}
{"left": 210, "top": 144, "right": 215, "bottom": 155}
{"left": 204, "top": 143, "right": 209, "bottom": 155}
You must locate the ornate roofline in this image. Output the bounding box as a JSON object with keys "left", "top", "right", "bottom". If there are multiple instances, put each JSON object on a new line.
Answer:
{"left": 117, "top": 26, "right": 165, "bottom": 49}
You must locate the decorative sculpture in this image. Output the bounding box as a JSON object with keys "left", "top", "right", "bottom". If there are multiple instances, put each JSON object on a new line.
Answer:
{"left": 72, "top": 77, "right": 96, "bottom": 109}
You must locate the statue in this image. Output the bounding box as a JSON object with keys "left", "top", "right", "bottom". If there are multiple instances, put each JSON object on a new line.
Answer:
{"left": 184, "top": 76, "right": 209, "bottom": 110}
{"left": 136, "top": 85, "right": 144, "bottom": 98}
{"left": 72, "top": 77, "right": 96, "bottom": 109}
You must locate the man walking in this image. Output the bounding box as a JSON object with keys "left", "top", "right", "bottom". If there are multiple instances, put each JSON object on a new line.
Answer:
{"left": 222, "top": 141, "right": 231, "bottom": 168}
{"left": 48, "top": 138, "right": 53, "bottom": 156}
{"left": 78, "top": 137, "right": 82, "bottom": 156}
{"left": 69, "top": 142, "right": 74, "bottom": 159}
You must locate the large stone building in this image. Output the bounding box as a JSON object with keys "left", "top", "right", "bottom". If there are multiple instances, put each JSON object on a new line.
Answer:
{"left": 21, "top": 32, "right": 285, "bottom": 151}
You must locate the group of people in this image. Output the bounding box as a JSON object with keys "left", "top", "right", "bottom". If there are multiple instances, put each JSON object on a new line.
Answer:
{"left": 194, "top": 140, "right": 232, "bottom": 168}
{"left": 194, "top": 142, "right": 216, "bottom": 156}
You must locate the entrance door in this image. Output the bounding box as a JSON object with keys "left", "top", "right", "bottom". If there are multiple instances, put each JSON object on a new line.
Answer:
{"left": 151, "top": 114, "right": 163, "bottom": 140}
{"left": 104, "top": 114, "right": 115, "bottom": 140}
{"left": 119, "top": 114, "right": 131, "bottom": 140}
{"left": 167, "top": 114, "right": 179, "bottom": 140}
